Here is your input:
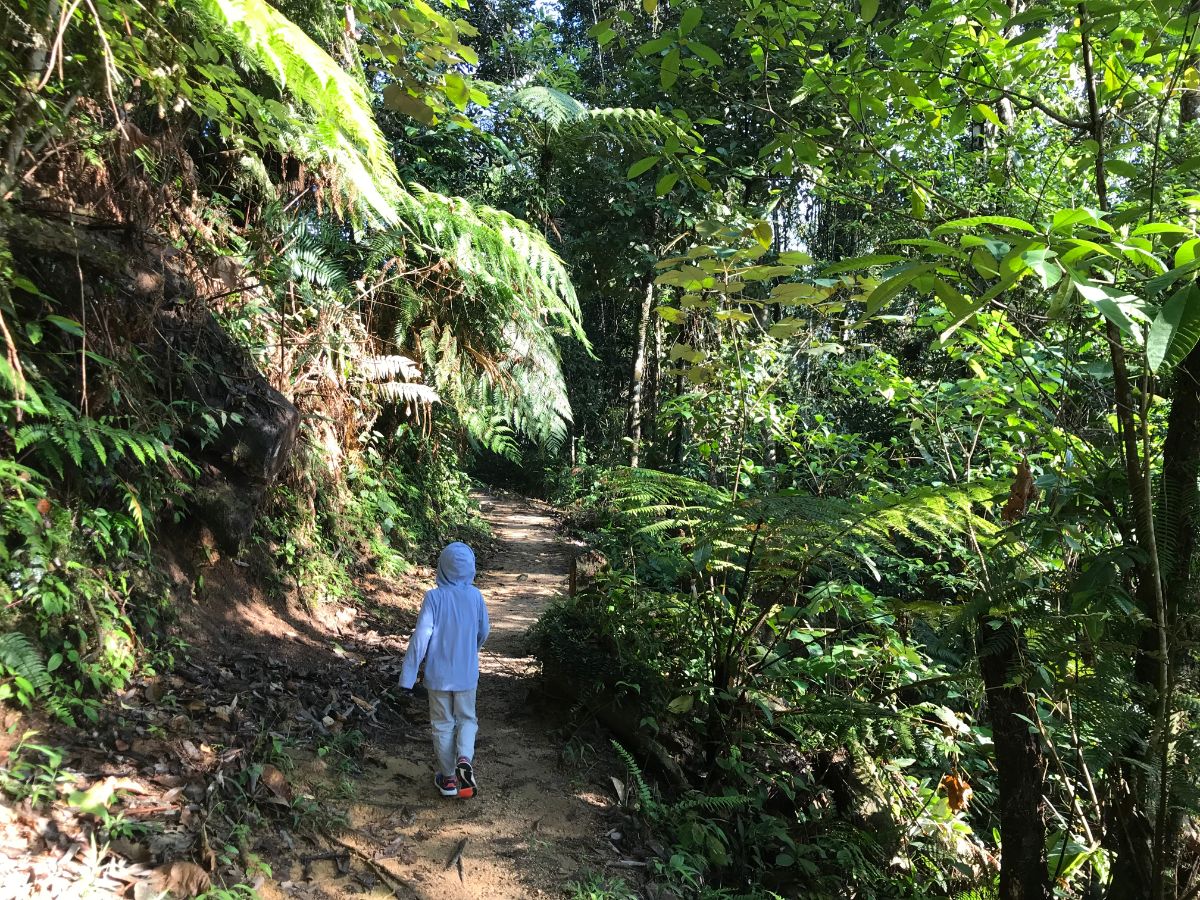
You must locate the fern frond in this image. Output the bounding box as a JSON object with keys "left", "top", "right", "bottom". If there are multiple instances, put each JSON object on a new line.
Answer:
{"left": 198, "top": 0, "right": 400, "bottom": 222}
{"left": 611, "top": 740, "right": 655, "bottom": 811}
{"left": 368, "top": 186, "right": 588, "bottom": 452}
{"left": 0, "top": 633, "right": 50, "bottom": 696}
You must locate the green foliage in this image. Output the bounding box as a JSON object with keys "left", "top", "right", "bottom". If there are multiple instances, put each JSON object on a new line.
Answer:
{"left": 198, "top": 0, "right": 399, "bottom": 221}
{"left": 0, "top": 733, "right": 67, "bottom": 808}
{"left": 368, "top": 185, "right": 587, "bottom": 455}
{"left": 0, "top": 632, "right": 50, "bottom": 708}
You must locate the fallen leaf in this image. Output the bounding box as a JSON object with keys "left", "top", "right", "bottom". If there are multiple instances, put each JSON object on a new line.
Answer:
{"left": 260, "top": 764, "right": 293, "bottom": 803}
{"left": 144, "top": 860, "right": 210, "bottom": 898}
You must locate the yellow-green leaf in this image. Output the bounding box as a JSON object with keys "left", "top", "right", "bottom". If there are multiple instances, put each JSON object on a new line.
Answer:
{"left": 753, "top": 221, "right": 774, "bottom": 249}
{"left": 976, "top": 102, "right": 1002, "bottom": 127}
{"left": 444, "top": 72, "right": 469, "bottom": 110}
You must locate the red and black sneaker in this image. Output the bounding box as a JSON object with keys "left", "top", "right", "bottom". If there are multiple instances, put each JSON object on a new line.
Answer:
{"left": 434, "top": 773, "right": 459, "bottom": 797}
{"left": 455, "top": 757, "right": 476, "bottom": 798}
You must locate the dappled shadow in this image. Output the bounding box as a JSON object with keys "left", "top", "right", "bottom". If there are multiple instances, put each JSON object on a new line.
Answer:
{"left": 0, "top": 489, "right": 602, "bottom": 899}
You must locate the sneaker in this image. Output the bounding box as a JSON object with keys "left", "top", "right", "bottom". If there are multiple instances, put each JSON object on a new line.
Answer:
{"left": 455, "top": 757, "right": 476, "bottom": 798}
{"left": 434, "top": 773, "right": 458, "bottom": 797}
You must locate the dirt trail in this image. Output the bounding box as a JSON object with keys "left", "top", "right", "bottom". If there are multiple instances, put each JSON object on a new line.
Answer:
{"left": 272, "top": 492, "right": 609, "bottom": 899}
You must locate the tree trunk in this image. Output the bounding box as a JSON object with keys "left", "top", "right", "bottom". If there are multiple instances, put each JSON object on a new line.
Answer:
{"left": 979, "top": 618, "right": 1051, "bottom": 900}
{"left": 643, "top": 316, "right": 663, "bottom": 464}
{"left": 671, "top": 372, "right": 686, "bottom": 466}
{"left": 626, "top": 274, "right": 654, "bottom": 468}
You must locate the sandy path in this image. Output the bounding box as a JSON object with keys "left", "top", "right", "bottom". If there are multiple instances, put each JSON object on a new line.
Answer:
{"left": 295, "top": 492, "right": 609, "bottom": 898}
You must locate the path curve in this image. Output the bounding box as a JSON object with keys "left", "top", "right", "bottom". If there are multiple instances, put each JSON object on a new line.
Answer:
{"left": 306, "top": 492, "right": 608, "bottom": 898}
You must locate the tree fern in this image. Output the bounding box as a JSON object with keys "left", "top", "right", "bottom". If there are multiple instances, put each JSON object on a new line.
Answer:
{"left": 602, "top": 466, "right": 1001, "bottom": 585}
{"left": 196, "top": 0, "right": 401, "bottom": 223}
{"left": 367, "top": 186, "right": 588, "bottom": 454}
{"left": 494, "top": 85, "right": 698, "bottom": 155}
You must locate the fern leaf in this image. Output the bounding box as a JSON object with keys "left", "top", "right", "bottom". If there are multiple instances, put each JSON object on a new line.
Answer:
{"left": 198, "top": 0, "right": 400, "bottom": 222}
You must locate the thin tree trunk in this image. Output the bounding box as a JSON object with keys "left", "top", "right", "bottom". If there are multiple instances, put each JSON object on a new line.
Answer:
{"left": 626, "top": 274, "right": 653, "bottom": 468}
{"left": 643, "top": 316, "right": 663, "bottom": 463}
{"left": 979, "top": 618, "right": 1052, "bottom": 900}
{"left": 671, "top": 372, "right": 686, "bottom": 466}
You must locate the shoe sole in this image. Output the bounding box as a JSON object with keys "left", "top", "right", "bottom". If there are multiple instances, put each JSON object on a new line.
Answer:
{"left": 456, "top": 764, "right": 477, "bottom": 799}
{"left": 434, "top": 776, "right": 458, "bottom": 798}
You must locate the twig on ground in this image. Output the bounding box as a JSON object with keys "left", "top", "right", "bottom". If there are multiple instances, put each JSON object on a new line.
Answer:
{"left": 322, "top": 830, "right": 417, "bottom": 896}
{"left": 444, "top": 836, "right": 468, "bottom": 883}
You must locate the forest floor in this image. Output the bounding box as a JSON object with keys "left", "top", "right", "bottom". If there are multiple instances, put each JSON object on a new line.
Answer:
{"left": 262, "top": 492, "right": 614, "bottom": 899}
{"left": 0, "top": 492, "right": 621, "bottom": 899}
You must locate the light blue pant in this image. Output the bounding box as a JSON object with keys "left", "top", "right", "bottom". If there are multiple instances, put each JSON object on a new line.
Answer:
{"left": 427, "top": 689, "right": 477, "bottom": 777}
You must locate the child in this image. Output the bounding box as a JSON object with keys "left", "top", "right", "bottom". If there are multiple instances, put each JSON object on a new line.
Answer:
{"left": 398, "top": 541, "right": 490, "bottom": 798}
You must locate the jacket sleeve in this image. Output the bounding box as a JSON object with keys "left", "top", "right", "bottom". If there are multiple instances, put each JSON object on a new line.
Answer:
{"left": 477, "top": 592, "right": 490, "bottom": 649}
{"left": 399, "top": 592, "right": 436, "bottom": 689}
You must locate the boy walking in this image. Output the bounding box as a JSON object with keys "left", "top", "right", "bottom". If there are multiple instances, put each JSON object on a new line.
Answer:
{"left": 399, "top": 541, "right": 490, "bottom": 798}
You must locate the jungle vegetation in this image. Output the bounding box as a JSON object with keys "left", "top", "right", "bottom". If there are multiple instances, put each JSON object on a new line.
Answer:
{"left": 3, "top": 0, "right": 1200, "bottom": 897}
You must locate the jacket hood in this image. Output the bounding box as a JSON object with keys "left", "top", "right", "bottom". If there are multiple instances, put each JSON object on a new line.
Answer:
{"left": 436, "top": 541, "right": 476, "bottom": 587}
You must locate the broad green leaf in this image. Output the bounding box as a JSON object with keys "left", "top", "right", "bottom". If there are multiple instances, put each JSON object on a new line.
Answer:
{"left": 444, "top": 72, "right": 469, "bottom": 109}
{"left": 679, "top": 7, "right": 703, "bottom": 35}
{"left": 669, "top": 344, "right": 705, "bottom": 362}
{"left": 976, "top": 103, "right": 1002, "bottom": 127}
{"left": 742, "top": 265, "right": 794, "bottom": 281}
{"left": 1021, "top": 248, "right": 1062, "bottom": 288}
{"left": 823, "top": 254, "right": 904, "bottom": 275}
{"left": 642, "top": 0, "right": 657, "bottom": 13}
{"left": 45, "top": 315, "right": 84, "bottom": 337}
{"left": 771, "top": 283, "right": 834, "bottom": 303}
{"left": 661, "top": 48, "right": 681, "bottom": 89}
{"left": 930, "top": 278, "right": 972, "bottom": 318}
{"left": 1073, "top": 280, "right": 1151, "bottom": 345}
{"left": 970, "top": 248, "right": 1000, "bottom": 279}
{"left": 715, "top": 309, "right": 754, "bottom": 322}
{"left": 1145, "top": 257, "right": 1200, "bottom": 296}
{"left": 769, "top": 318, "right": 807, "bottom": 339}
{"left": 655, "top": 171, "right": 680, "bottom": 196}
{"left": 638, "top": 34, "right": 673, "bottom": 55}
{"left": 627, "top": 156, "right": 660, "bottom": 179}
{"left": 1050, "top": 207, "right": 1112, "bottom": 234}
{"left": 668, "top": 694, "right": 695, "bottom": 713}
{"left": 689, "top": 41, "right": 723, "bottom": 67}
{"left": 655, "top": 305, "right": 686, "bottom": 324}
{"left": 934, "top": 215, "right": 1038, "bottom": 235}
{"left": 383, "top": 84, "right": 435, "bottom": 124}
{"left": 861, "top": 0, "right": 879, "bottom": 22}
{"left": 1106, "top": 159, "right": 1139, "bottom": 180}
{"left": 859, "top": 264, "right": 934, "bottom": 321}
{"left": 778, "top": 250, "right": 814, "bottom": 266}
{"left": 1146, "top": 284, "right": 1200, "bottom": 372}
{"left": 11, "top": 275, "right": 40, "bottom": 295}
{"left": 753, "top": 221, "right": 774, "bottom": 249}
{"left": 1176, "top": 239, "right": 1200, "bottom": 268}
{"left": 1132, "top": 223, "right": 1193, "bottom": 237}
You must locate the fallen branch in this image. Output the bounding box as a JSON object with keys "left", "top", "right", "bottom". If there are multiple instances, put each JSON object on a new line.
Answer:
{"left": 322, "top": 830, "right": 417, "bottom": 896}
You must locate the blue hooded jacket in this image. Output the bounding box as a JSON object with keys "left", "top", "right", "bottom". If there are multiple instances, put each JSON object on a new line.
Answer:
{"left": 399, "top": 542, "right": 490, "bottom": 692}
